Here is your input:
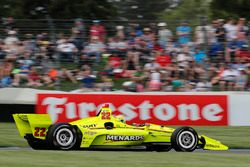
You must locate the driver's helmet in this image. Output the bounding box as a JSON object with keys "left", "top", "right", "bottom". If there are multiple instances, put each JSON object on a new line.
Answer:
{"left": 115, "top": 115, "right": 126, "bottom": 123}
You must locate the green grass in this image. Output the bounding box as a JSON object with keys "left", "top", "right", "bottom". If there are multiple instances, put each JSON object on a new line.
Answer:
{"left": 0, "top": 150, "right": 250, "bottom": 167}
{"left": 1, "top": 123, "right": 250, "bottom": 167}
{"left": 1, "top": 123, "right": 250, "bottom": 149}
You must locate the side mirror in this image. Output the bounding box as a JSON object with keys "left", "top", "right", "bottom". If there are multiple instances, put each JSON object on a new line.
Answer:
{"left": 104, "top": 122, "right": 114, "bottom": 129}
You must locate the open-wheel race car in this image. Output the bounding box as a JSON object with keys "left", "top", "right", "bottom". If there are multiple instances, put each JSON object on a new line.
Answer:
{"left": 13, "top": 104, "right": 228, "bottom": 152}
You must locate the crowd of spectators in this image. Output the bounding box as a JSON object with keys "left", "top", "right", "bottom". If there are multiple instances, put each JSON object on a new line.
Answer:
{"left": 0, "top": 17, "right": 250, "bottom": 92}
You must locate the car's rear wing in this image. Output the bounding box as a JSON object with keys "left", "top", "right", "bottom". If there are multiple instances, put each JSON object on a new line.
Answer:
{"left": 13, "top": 114, "right": 52, "bottom": 139}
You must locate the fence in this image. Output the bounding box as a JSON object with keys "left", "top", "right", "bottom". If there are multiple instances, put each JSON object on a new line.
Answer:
{"left": 0, "top": 18, "right": 249, "bottom": 92}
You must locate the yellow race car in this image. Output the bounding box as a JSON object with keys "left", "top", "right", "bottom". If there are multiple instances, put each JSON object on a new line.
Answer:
{"left": 13, "top": 104, "right": 228, "bottom": 152}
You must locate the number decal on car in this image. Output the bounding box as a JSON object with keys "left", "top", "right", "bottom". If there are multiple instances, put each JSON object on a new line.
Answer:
{"left": 34, "top": 127, "right": 46, "bottom": 137}
{"left": 101, "top": 112, "right": 111, "bottom": 120}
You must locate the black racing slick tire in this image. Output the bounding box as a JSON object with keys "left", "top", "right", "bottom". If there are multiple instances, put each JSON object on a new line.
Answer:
{"left": 46, "top": 123, "right": 79, "bottom": 150}
{"left": 171, "top": 126, "right": 198, "bottom": 152}
{"left": 25, "top": 134, "right": 47, "bottom": 150}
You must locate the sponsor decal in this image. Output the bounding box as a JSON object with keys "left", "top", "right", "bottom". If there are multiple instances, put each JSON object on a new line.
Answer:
{"left": 106, "top": 135, "right": 144, "bottom": 141}
{"left": 84, "top": 131, "right": 97, "bottom": 136}
{"left": 206, "top": 144, "right": 219, "bottom": 148}
{"left": 82, "top": 124, "right": 96, "bottom": 128}
{"left": 37, "top": 94, "right": 228, "bottom": 125}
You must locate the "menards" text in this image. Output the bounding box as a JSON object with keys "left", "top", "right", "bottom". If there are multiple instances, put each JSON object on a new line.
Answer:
{"left": 106, "top": 135, "right": 144, "bottom": 141}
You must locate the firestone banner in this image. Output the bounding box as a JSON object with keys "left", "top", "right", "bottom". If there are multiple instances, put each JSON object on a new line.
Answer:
{"left": 36, "top": 94, "right": 228, "bottom": 126}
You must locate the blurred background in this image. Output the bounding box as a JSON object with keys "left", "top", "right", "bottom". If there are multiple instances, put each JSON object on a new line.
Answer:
{"left": 0, "top": 0, "right": 249, "bottom": 92}
{"left": 0, "top": 1, "right": 250, "bottom": 166}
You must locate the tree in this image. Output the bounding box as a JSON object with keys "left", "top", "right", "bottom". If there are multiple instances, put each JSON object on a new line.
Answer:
{"left": 113, "top": 0, "right": 170, "bottom": 20}
{"left": 0, "top": 0, "right": 118, "bottom": 20}
{"left": 210, "top": 0, "right": 250, "bottom": 20}
{"left": 160, "top": 0, "right": 211, "bottom": 29}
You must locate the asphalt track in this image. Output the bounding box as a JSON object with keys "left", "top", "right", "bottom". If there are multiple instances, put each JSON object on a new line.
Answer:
{"left": 0, "top": 147, "right": 250, "bottom": 153}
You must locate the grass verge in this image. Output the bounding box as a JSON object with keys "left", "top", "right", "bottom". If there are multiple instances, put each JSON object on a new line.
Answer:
{"left": 0, "top": 150, "right": 250, "bottom": 167}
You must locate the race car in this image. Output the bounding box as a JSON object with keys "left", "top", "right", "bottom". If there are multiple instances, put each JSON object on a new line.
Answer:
{"left": 13, "top": 104, "right": 228, "bottom": 152}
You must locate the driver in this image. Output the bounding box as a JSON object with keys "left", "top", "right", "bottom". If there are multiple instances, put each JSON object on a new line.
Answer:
{"left": 115, "top": 115, "right": 126, "bottom": 123}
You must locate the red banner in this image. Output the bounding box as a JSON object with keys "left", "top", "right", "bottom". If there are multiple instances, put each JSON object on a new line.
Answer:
{"left": 36, "top": 94, "right": 228, "bottom": 126}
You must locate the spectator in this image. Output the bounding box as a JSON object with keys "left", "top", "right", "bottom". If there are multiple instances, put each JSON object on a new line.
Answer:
{"left": 176, "top": 21, "right": 191, "bottom": 45}
{"left": 215, "top": 19, "right": 226, "bottom": 46}
{"left": 23, "top": 34, "right": 36, "bottom": 54}
{"left": 4, "top": 30, "right": 19, "bottom": 46}
{"left": 12, "top": 62, "right": 30, "bottom": 86}
{"left": 157, "top": 22, "right": 173, "bottom": 48}
{"left": 176, "top": 47, "right": 192, "bottom": 74}
{"left": 219, "top": 65, "right": 239, "bottom": 91}
{"left": 56, "top": 37, "right": 78, "bottom": 61}
{"left": 122, "top": 51, "right": 138, "bottom": 78}
{"left": 107, "top": 37, "right": 128, "bottom": 57}
{"left": 155, "top": 50, "right": 171, "bottom": 69}
{"left": 104, "top": 54, "right": 123, "bottom": 77}
{"left": 144, "top": 57, "right": 160, "bottom": 72}
{"left": 116, "top": 25, "right": 125, "bottom": 40}
{"left": 141, "top": 28, "right": 155, "bottom": 46}
{"left": 0, "top": 40, "right": 7, "bottom": 59}
{"left": 235, "top": 68, "right": 248, "bottom": 91}
{"left": 132, "top": 65, "right": 145, "bottom": 92}
{"left": 42, "top": 67, "right": 58, "bottom": 87}
{"left": 27, "top": 67, "right": 42, "bottom": 87}
{"left": 195, "top": 78, "right": 212, "bottom": 92}
{"left": 97, "top": 73, "right": 113, "bottom": 91}
{"left": 147, "top": 68, "right": 162, "bottom": 91}
{"left": 90, "top": 20, "right": 106, "bottom": 42}
{"left": 71, "top": 18, "right": 85, "bottom": 42}
{"left": 192, "top": 47, "right": 207, "bottom": 63}
{"left": 225, "top": 39, "right": 243, "bottom": 62}
{"left": 0, "top": 74, "right": 12, "bottom": 87}
{"left": 223, "top": 18, "right": 237, "bottom": 42}
{"left": 210, "top": 20, "right": 218, "bottom": 44}
{"left": 58, "top": 67, "right": 77, "bottom": 83}
{"left": 195, "top": 19, "right": 213, "bottom": 45}
{"left": 236, "top": 18, "right": 248, "bottom": 43}
{"left": 78, "top": 66, "right": 96, "bottom": 91}
{"left": 0, "top": 61, "right": 12, "bottom": 87}
{"left": 83, "top": 36, "right": 106, "bottom": 63}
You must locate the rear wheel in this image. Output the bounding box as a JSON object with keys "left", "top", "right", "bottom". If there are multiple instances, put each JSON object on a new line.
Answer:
{"left": 46, "top": 123, "right": 79, "bottom": 150}
{"left": 25, "top": 134, "right": 47, "bottom": 150}
{"left": 171, "top": 127, "right": 198, "bottom": 152}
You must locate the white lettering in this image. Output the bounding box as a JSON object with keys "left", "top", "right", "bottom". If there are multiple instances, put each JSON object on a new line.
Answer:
{"left": 106, "top": 135, "right": 144, "bottom": 141}
{"left": 78, "top": 103, "right": 96, "bottom": 118}
{"left": 65, "top": 102, "right": 77, "bottom": 119}
{"left": 138, "top": 101, "right": 153, "bottom": 120}
{"left": 118, "top": 103, "right": 137, "bottom": 121}
{"left": 154, "top": 104, "right": 176, "bottom": 121}
{"left": 202, "top": 104, "right": 223, "bottom": 121}
{"left": 42, "top": 97, "right": 67, "bottom": 123}
{"left": 178, "top": 104, "right": 200, "bottom": 121}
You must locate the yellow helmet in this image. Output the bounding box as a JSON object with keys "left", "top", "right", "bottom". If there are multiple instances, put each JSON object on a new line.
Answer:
{"left": 115, "top": 115, "right": 126, "bottom": 123}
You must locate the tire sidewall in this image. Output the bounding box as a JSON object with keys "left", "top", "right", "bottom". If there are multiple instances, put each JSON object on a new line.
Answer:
{"left": 171, "top": 127, "right": 198, "bottom": 152}
{"left": 47, "top": 123, "right": 77, "bottom": 150}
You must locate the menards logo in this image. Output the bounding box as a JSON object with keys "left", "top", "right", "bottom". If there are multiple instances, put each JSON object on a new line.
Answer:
{"left": 106, "top": 135, "right": 144, "bottom": 141}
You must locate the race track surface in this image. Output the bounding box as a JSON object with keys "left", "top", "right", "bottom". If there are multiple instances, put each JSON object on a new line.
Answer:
{"left": 0, "top": 147, "right": 250, "bottom": 153}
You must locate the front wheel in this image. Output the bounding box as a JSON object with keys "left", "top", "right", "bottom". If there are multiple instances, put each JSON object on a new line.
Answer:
{"left": 46, "top": 123, "right": 78, "bottom": 150}
{"left": 171, "top": 127, "right": 198, "bottom": 152}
